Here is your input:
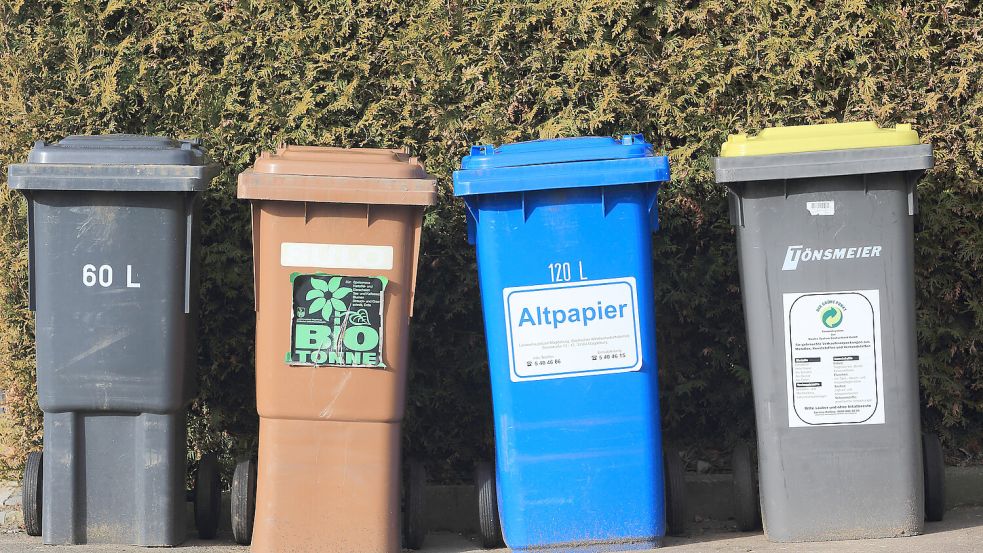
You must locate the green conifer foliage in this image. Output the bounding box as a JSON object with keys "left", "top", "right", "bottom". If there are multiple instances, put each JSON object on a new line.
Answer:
{"left": 0, "top": 1, "right": 979, "bottom": 476}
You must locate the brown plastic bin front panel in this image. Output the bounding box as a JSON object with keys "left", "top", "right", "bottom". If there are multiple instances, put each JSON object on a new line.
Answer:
{"left": 251, "top": 419, "right": 400, "bottom": 553}
{"left": 240, "top": 145, "right": 434, "bottom": 553}
{"left": 252, "top": 200, "right": 422, "bottom": 423}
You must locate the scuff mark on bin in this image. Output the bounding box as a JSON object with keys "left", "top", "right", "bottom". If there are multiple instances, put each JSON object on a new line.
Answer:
{"left": 318, "top": 372, "right": 352, "bottom": 419}
{"left": 145, "top": 448, "right": 162, "bottom": 468}
{"left": 62, "top": 328, "right": 134, "bottom": 369}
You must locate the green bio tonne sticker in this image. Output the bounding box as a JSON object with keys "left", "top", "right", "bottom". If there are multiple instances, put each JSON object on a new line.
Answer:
{"left": 287, "top": 273, "right": 388, "bottom": 368}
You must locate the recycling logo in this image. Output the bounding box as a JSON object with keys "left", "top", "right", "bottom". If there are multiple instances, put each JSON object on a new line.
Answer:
{"left": 821, "top": 304, "right": 844, "bottom": 329}
{"left": 288, "top": 273, "right": 387, "bottom": 367}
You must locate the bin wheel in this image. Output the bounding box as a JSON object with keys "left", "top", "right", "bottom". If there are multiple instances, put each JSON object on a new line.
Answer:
{"left": 22, "top": 451, "right": 42, "bottom": 537}
{"left": 732, "top": 441, "right": 761, "bottom": 531}
{"left": 403, "top": 459, "right": 428, "bottom": 549}
{"left": 923, "top": 433, "right": 946, "bottom": 522}
{"left": 231, "top": 457, "right": 257, "bottom": 545}
{"left": 664, "top": 449, "right": 687, "bottom": 536}
{"left": 474, "top": 461, "right": 504, "bottom": 548}
{"left": 194, "top": 453, "right": 221, "bottom": 540}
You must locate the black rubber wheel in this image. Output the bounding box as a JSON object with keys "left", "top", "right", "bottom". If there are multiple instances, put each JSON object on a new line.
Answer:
{"left": 474, "top": 461, "right": 504, "bottom": 548}
{"left": 732, "top": 441, "right": 761, "bottom": 531}
{"left": 194, "top": 453, "right": 222, "bottom": 540}
{"left": 22, "top": 451, "right": 42, "bottom": 537}
{"left": 923, "top": 433, "right": 946, "bottom": 522}
{"left": 401, "top": 459, "right": 428, "bottom": 549}
{"left": 664, "top": 449, "right": 687, "bottom": 536}
{"left": 231, "top": 458, "right": 257, "bottom": 545}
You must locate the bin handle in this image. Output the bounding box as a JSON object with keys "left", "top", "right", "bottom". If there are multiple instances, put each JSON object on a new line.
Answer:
{"left": 251, "top": 204, "right": 260, "bottom": 311}
{"left": 25, "top": 193, "right": 36, "bottom": 311}
{"left": 463, "top": 197, "right": 478, "bottom": 246}
{"left": 722, "top": 183, "right": 745, "bottom": 227}
{"left": 184, "top": 194, "right": 195, "bottom": 315}
{"left": 646, "top": 183, "right": 661, "bottom": 233}
{"left": 905, "top": 171, "right": 920, "bottom": 216}
{"left": 409, "top": 206, "right": 425, "bottom": 316}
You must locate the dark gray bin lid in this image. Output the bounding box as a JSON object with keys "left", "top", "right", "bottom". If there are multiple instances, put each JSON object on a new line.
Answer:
{"left": 713, "top": 144, "right": 934, "bottom": 183}
{"left": 7, "top": 134, "right": 220, "bottom": 192}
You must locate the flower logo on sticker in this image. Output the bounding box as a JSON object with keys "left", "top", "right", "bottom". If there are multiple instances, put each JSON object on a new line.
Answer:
{"left": 305, "top": 276, "right": 352, "bottom": 321}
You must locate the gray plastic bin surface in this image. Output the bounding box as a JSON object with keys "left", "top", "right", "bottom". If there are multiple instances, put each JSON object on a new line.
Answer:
{"left": 714, "top": 144, "right": 933, "bottom": 542}
{"left": 7, "top": 135, "right": 218, "bottom": 546}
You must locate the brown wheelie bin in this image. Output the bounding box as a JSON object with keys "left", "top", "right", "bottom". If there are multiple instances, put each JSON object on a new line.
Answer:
{"left": 236, "top": 145, "right": 436, "bottom": 552}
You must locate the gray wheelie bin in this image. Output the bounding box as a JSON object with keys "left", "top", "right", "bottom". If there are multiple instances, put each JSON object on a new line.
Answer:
{"left": 7, "top": 135, "right": 221, "bottom": 546}
{"left": 713, "top": 122, "right": 943, "bottom": 542}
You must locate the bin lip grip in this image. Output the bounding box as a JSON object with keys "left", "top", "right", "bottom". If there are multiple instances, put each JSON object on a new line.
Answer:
{"left": 452, "top": 156, "right": 670, "bottom": 197}
{"left": 236, "top": 170, "right": 437, "bottom": 206}
{"left": 7, "top": 162, "right": 221, "bottom": 192}
{"left": 712, "top": 144, "right": 933, "bottom": 183}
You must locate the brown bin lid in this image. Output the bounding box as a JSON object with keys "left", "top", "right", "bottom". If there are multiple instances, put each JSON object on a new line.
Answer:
{"left": 238, "top": 145, "right": 436, "bottom": 205}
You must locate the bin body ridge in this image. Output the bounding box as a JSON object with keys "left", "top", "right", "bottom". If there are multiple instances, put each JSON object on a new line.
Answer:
{"left": 7, "top": 134, "right": 217, "bottom": 545}
{"left": 238, "top": 145, "right": 435, "bottom": 553}
{"left": 715, "top": 122, "right": 933, "bottom": 541}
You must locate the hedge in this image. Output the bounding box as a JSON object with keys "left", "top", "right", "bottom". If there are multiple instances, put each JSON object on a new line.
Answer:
{"left": 0, "top": 1, "right": 980, "bottom": 479}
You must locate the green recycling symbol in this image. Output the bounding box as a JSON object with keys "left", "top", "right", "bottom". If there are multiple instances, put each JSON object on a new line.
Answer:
{"left": 821, "top": 305, "right": 843, "bottom": 329}
{"left": 304, "top": 276, "right": 352, "bottom": 321}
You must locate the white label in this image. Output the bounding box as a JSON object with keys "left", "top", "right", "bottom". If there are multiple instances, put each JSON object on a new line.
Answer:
{"left": 81, "top": 264, "right": 140, "bottom": 288}
{"left": 781, "top": 244, "right": 882, "bottom": 271}
{"left": 784, "top": 290, "right": 884, "bottom": 427}
{"left": 503, "top": 277, "right": 642, "bottom": 382}
{"left": 280, "top": 243, "right": 394, "bottom": 270}
{"left": 126, "top": 265, "right": 141, "bottom": 288}
{"left": 806, "top": 201, "right": 835, "bottom": 216}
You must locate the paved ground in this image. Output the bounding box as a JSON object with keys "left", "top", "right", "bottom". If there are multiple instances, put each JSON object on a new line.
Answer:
{"left": 1, "top": 506, "right": 982, "bottom": 552}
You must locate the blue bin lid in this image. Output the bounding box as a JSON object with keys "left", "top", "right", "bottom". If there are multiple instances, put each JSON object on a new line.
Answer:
{"left": 453, "top": 134, "right": 669, "bottom": 196}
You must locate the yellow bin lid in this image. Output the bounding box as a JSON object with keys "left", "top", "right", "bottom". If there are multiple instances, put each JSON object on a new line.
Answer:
{"left": 719, "top": 121, "right": 921, "bottom": 157}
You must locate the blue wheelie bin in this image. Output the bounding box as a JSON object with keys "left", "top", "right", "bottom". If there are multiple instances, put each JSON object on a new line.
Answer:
{"left": 453, "top": 135, "right": 671, "bottom": 551}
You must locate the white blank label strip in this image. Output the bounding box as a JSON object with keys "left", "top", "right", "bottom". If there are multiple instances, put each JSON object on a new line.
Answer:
{"left": 280, "top": 243, "right": 394, "bottom": 270}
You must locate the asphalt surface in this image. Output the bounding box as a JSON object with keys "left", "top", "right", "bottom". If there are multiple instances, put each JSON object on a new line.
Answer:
{"left": 2, "top": 506, "right": 982, "bottom": 552}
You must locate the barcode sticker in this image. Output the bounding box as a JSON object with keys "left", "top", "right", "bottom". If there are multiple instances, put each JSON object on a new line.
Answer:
{"left": 806, "top": 201, "right": 835, "bottom": 216}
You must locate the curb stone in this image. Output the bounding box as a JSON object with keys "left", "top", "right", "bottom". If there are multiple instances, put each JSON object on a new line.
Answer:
{"left": 0, "top": 481, "right": 22, "bottom": 531}
{"left": 424, "top": 466, "right": 983, "bottom": 533}
{"left": 2, "top": 466, "right": 982, "bottom": 534}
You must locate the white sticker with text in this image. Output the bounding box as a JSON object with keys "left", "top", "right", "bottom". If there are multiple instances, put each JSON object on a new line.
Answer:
{"left": 784, "top": 290, "right": 884, "bottom": 427}
{"left": 503, "top": 277, "right": 642, "bottom": 382}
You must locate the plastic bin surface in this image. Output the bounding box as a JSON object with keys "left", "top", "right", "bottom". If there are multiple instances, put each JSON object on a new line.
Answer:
{"left": 7, "top": 134, "right": 217, "bottom": 545}
{"left": 238, "top": 145, "right": 435, "bottom": 553}
{"left": 454, "top": 135, "right": 670, "bottom": 551}
{"left": 714, "top": 122, "right": 934, "bottom": 542}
